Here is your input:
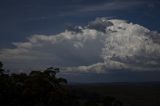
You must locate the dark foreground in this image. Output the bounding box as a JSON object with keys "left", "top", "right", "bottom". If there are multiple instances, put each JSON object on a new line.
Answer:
{"left": 0, "top": 61, "right": 123, "bottom": 106}
{"left": 1, "top": 61, "right": 160, "bottom": 106}
{"left": 70, "top": 82, "right": 160, "bottom": 106}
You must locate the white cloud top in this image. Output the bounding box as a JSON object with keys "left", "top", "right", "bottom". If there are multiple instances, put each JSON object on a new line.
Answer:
{"left": 0, "top": 18, "right": 160, "bottom": 73}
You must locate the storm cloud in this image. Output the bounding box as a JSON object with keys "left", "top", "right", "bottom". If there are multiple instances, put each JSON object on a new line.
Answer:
{"left": 0, "top": 18, "right": 160, "bottom": 73}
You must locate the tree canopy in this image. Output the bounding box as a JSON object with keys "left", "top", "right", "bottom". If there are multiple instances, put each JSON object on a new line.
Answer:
{"left": 0, "top": 61, "right": 123, "bottom": 106}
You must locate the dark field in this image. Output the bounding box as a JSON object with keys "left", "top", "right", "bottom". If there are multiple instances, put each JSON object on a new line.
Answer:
{"left": 70, "top": 82, "right": 160, "bottom": 106}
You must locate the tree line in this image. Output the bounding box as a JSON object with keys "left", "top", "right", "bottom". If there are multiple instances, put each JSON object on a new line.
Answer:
{"left": 0, "top": 61, "right": 123, "bottom": 106}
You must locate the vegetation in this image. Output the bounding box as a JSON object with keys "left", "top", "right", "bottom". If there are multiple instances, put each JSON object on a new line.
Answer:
{"left": 0, "top": 61, "right": 123, "bottom": 106}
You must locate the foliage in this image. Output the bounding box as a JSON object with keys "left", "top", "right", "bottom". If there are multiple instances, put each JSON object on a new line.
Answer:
{"left": 0, "top": 62, "right": 71, "bottom": 106}
{"left": 0, "top": 61, "right": 123, "bottom": 106}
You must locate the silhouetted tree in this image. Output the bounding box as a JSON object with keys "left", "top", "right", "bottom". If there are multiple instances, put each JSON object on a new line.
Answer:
{"left": 0, "top": 61, "right": 123, "bottom": 106}
{"left": 0, "top": 61, "right": 4, "bottom": 75}
{"left": 0, "top": 61, "right": 74, "bottom": 106}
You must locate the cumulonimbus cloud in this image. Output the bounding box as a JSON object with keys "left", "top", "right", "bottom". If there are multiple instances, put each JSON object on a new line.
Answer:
{"left": 0, "top": 17, "right": 160, "bottom": 73}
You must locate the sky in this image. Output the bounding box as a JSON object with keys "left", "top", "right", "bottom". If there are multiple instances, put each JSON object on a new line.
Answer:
{"left": 0, "top": 0, "right": 160, "bottom": 83}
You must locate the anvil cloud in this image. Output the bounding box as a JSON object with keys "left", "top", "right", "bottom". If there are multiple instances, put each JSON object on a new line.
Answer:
{"left": 0, "top": 18, "right": 160, "bottom": 73}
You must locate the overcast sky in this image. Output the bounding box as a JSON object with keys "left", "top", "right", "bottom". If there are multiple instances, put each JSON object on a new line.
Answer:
{"left": 0, "top": 0, "right": 160, "bottom": 83}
